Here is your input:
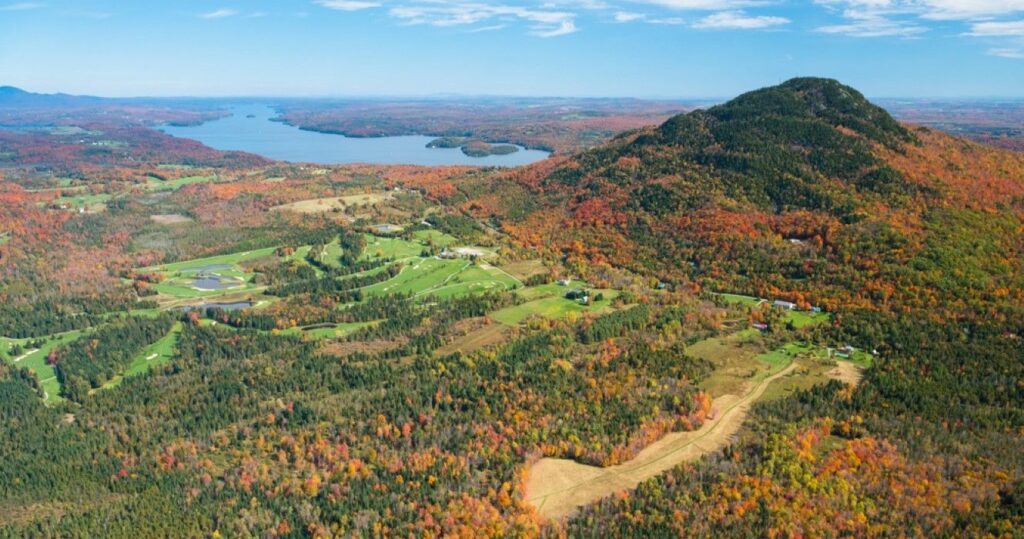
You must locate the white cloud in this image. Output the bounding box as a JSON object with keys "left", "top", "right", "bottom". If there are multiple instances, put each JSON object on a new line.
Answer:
{"left": 316, "top": 0, "right": 382, "bottom": 11}
{"left": 614, "top": 10, "right": 646, "bottom": 21}
{"left": 612, "top": 10, "right": 685, "bottom": 23}
{"left": 919, "top": 0, "right": 1024, "bottom": 20}
{"left": 966, "top": 19, "right": 1024, "bottom": 35}
{"left": 815, "top": 0, "right": 1024, "bottom": 23}
{"left": 630, "top": 0, "right": 767, "bottom": 10}
{"left": 0, "top": 2, "right": 42, "bottom": 10}
{"left": 534, "top": 18, "right": 578, "bottom": 35}
{"left": 816, "top": 9, "right": 927, "bottom": 36}
{"left": 987, "top": 46, "right": 1024, "bottom": 56}
{"left": 469, "top": 23, "right": 508, "bottom": 31}
{"left": 648, "top": 15, "right": 686, "bottom": 22}
{"left": 388, "top": 2, "right": 579, "bottom": 36}
{"left": 693, "top": 10, "right": 788, "bottom": 28}
{"left": 201, "top": 8, "right": 238, "bottom": 19}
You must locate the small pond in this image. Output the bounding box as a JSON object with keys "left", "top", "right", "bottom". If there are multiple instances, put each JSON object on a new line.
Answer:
{"left": 192, "top": 275, "right": 243, "bottom": 290}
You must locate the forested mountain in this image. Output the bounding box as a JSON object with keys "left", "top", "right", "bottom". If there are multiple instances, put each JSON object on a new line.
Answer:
{"left": 550, "top": 77, "right": 915, "bottom": 211}
{"left": 447, "top": 78, "right": 1024, "bottom": 319}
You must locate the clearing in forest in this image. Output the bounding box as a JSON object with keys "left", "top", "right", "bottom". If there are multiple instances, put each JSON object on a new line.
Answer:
{"left": 270, "top": 193, "right": 391, "bottom": 213}
{"left": 524, "top": 361, "right": 798, "bottom": 520}
{"left": 0, "top": 330, "right": 88, "bottom": 404}
{"left": 96, "top": 322, "right": 183, "bottom": 391}
{"left": 490, "top": 281, "right": 619, "bottom": 326}
{"left": 524, "top": 333, "right": 866, "bottom": 520}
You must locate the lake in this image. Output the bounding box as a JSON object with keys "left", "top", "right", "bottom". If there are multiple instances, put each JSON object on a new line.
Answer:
{"left": 161, "top": 105, "right": 551, "bottom": 166}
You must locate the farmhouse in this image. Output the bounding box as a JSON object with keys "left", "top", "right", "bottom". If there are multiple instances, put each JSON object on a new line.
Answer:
{"left": 834, "top": 345, "right": 856, "bottom": 359}
{"left": 773, "top": 300, "right": 797, "bottom": 310}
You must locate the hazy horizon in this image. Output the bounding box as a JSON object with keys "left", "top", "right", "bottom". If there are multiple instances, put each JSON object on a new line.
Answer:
{"left": 8, "top": 83, "right": 1024, "bottom": 102}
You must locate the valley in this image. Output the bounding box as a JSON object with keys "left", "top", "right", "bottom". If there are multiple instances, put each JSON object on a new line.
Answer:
{"left": 0, "top": 78, "right": 1021, "bottom": 538}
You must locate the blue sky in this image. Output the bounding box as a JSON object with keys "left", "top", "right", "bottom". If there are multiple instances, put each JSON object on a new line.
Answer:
{"left": 1, "top": 0, "right": 1023, "bottom": 97}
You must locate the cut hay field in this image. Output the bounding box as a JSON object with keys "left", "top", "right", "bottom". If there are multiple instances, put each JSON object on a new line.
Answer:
{"left": 499, "top": 259, "right": 547, "bottom": 280}
{"left": 279, "top": 321, "right": 375, "bottom": 339}
{"left": 435, "top": 320, "right": 511, "bottom": 356}
{"left": 150, "top": 213, "right": 193, "bottom": 225}
{"left": 271, "top": 192, "right": 391, "bottom": 213}
{"left": 144, "top": 174, "right": 219, "bottom": 192}
{"left": 716, "top": 292, "right": 763, "bottom": 306}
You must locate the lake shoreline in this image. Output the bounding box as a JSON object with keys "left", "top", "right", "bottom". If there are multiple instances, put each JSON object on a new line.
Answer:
{"left": 160, "top": 104, "right": 551, "bottom": 167}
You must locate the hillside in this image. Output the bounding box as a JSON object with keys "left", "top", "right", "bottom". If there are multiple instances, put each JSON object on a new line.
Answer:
{"left": 432, "top": 78, "right": 1024, "bottom": 320}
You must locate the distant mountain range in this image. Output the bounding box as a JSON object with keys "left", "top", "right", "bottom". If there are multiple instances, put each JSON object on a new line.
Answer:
{"left": 0, "top": 86, "right": 107, "bottom": 108}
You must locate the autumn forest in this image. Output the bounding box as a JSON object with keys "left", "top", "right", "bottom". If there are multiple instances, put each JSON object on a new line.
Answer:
{"left": 0, "top": 78, "right": 1022, "bottom": 538}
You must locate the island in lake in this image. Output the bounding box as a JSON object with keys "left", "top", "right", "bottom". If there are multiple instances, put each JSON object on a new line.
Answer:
{"left": 426, "top": 136, "right": 519, "bottom": 157}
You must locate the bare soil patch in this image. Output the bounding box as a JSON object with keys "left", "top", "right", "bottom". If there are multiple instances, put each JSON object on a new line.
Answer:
{"left": 499, "top": 259, "right": 547, "bottom": 280}
{"left": 827, "top": 360, "right": 863, "bottom": 387}
{"left": 435, "top": 318, "right": 512, "bottom": 356}
{"left": 524, "top": 363, "right": 797, "bottom": 521}
{"left": 319, "top": 337, "right": 407, "bottom": 357}
{"left": 150, "top": 213, "right": 193, "bottom": 224}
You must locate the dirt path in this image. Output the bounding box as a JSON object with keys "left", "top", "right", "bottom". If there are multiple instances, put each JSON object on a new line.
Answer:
{"left": 524, "top": 362, "right": 797, "bottom": 521}
{"left": 13, "top": 349, "right": 39, "bottom": 363}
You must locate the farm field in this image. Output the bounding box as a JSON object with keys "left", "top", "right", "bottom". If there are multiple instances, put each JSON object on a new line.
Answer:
{"left": 435, "top": 321, "right": 511, "bottom": 356}
{"left": 784, "top": 309, "right": 830, "bottom": 328}
{"left": 716, "top": 292, "right": 763, "bottom": 306}
{"left": 43, "top": 175, "right": 222, "bottom": 213}
{"left": 143, "top": 174, "right": 219, "bottom": 192}
{"left": 279, "top": 321, "right": 375, "bottom": 339}
{"left": 50, "top": 192, "right": 113, "bottom": 212}
{"left": 150, "top": 213, "right": 193, "bottom": 225}
{"left": 270, "top": 192, "right": 391, "bottom": 213}
{"left": 498, "top": 259, "right": 547, "bottom": 280}
{"left": 491, "top": 282, "right": 619, "bottom": 326}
